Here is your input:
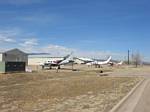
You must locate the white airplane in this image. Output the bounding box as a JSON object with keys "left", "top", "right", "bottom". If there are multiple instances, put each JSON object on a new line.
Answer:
{"left": 109, "top": 61, "right": 123, "bottom": 66}
{"left": 86, "top": 56, "right": 112, "bottom": 67}
{"left": 43, "top": 53, "right": 73, "bottom": 69}
{"left": 117, "top": 61, "right": 123, "bottom": 65}
{"left": 75, "top": 56, "right": 112, "bottom": 67}
{"left": 74, "top": 57, "right": 93, "bottom": 64}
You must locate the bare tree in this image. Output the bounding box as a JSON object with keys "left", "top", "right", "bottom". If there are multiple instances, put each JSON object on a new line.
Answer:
{"left": 132, "top": 52, "right": 142, "bottom": 67}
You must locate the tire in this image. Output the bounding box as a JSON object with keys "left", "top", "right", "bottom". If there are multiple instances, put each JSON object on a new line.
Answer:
{"left": 49, "top": 65, "right": 52, "bottom": 69}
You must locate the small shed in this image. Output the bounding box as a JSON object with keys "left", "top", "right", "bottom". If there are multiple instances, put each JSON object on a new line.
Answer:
{"left": 0, "top": 48, "right": 28, "bottom": 73}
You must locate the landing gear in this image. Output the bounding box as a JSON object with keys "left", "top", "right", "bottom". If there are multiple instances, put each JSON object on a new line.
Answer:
{"left": 95, "top": 65, "right": 102, "bottom": 68}
{"left": 42, "top": 65, "right": 44, "bottom": 69}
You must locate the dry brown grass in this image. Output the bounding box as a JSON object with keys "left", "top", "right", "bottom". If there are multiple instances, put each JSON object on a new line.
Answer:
{"left": 0, "top": 67, "right": 142, "bottom": 112}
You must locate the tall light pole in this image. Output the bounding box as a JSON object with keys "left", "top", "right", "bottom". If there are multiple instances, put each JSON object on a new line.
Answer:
{"left": 128, "top": 50, "right": 130, "bottom": 65}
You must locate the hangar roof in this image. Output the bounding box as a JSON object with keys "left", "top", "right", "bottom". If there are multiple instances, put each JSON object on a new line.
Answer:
{"left": 0, "top": 48, "right": 27, "bottom": 54}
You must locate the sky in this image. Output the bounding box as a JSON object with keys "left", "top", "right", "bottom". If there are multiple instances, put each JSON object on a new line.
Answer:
{"left": 0, "top": 0, "right": 150, "bottom": 61}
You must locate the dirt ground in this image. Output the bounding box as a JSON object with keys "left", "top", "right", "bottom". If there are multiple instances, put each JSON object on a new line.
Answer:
{"left": 0, "top": 65, "right": 145, "bottom": 112}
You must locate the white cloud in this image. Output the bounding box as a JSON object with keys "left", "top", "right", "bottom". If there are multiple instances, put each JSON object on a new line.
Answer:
{"left": 36, "top": 44, "right": 125, "bottom": 60}
{"left": 73, "top": 50, "right": 125, "bottom": 60}
{"left": 0, "top": 28, "right": 125, "bottom": 60}
{"left": 46, "top": 44, "right": 71, "bottom": 52}
{"left": 0, "top": 36, "right": 15, "bottom": 43}
{"left": 0, "top": 29, "right": 19, "bottom": 43}
{"left": 0, "top": 28, "right": 20, "bottom": 36}
{"left": 19, "top": 38, "right": 38, "bottom": 47}
{"left": 19, "top": 38, "right": 38, "bottom": 52}
{"left": 40, "top": 44, "right": 74, "bottom": 56}
{"left": 0, "top": 28, "right": 40, "bottom": 52}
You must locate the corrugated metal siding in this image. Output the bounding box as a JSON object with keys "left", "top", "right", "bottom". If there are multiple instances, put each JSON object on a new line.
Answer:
{"left": 0, "top": 62, "right": 5, "bottom": 73}
{"left": 0, "top": 54, "right": 2, "bottom": 61}
{"left": 28, "top": 58, "right": 49, "bottom": 65}
{"left": 2, "top": 49, "right": 28, "bottom": 65}
{"left": 28, "top": 57, "right": 63, "bottom": 65}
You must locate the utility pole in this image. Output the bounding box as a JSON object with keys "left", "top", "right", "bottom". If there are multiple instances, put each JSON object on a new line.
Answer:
{"left": 128, "top": 50, "right": 130, "bottom": 65}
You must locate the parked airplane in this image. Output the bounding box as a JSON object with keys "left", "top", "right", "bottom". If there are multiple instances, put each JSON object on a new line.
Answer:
{"left": 86, "top": 56, "right": 112, "bottom": 67}
{"left": 42, "top": 53, "right": 73, "bottom": 69}
{"left": 109, "top": 61, "right": 123, "bottom": 66}
{"left": 75, "top": 56, "right": 112, "bottom": 67}
{"left": 73, "top": 57, "right": 93, "bottom": 64}
{"left": 117, "top": 61, "right": 123, "bottom": 65}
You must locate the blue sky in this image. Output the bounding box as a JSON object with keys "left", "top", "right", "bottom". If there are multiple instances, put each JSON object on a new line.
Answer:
{"left": 0, "top": 0, "right": 150, "bottom": 60}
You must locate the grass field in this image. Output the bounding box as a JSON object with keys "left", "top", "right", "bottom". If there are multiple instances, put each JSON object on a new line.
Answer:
{"left": 0, "top": 66, "right": 143, "bottom": 112}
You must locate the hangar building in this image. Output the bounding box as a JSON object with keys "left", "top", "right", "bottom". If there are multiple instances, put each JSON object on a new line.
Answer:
{"left": 28, "top": 55, "right": 63, "bottom": 65}
{"left": 0, "top": 48, "right": 28, "bottom": 73}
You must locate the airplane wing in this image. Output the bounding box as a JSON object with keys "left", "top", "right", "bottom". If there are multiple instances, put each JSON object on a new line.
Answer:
{"left": 58, "top": 52, "right": 73, "bottom": 65}
{"left": 27, "top": 53, "right": 50, "bottom": 55}
{"left": 59, "top": 60, "right": 74, "bottom": 65}
{"left": 74, "top": 57, "right": 94, "bottom": 64}
{"left": 97, "top": 56, "right": 112, "bottom": 65}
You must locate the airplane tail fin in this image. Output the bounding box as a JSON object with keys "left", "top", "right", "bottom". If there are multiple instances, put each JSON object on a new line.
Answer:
{"left": 106, "top": 56, "right": 112, "bottom": 63}
{"left": 59, "top": 52, "right": 73, "bottom": 65}
{"left": 63, "top": 52, "right": 73, "bottom": 60}
{"left": 118, "top": 61, "right": 123, "bottom": 65}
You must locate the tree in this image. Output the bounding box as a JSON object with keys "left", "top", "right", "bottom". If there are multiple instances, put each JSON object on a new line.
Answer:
{"left": 132, "top": 52, "right": 142, "bottom": 67}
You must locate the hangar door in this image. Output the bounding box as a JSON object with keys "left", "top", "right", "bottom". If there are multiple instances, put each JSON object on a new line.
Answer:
{"left": 5, "top": 62, "right": 25, "bottom": 72}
